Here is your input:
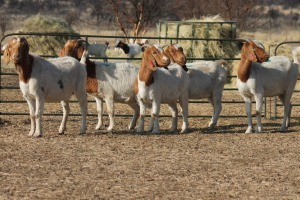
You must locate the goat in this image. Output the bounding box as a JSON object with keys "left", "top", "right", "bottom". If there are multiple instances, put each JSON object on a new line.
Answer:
{"left": 60, "top": 39, "right": 140, "bottom": 132}
{"left": 164, "top": 43, "right": 228, "bottom": 129}
{"left": 292, "top": 46, "right": 300, "bottom": 64}
{"left": 2, "top": 37, "right": 88, "bottom": 137}
{"left": 237, "top": 39, "right": 299, "bottom": 133}
{"left": 115, "top": 40, "right": 142, "bottom": 59}
{"left": 135, "top": 44, "right": 190, "bottom": 134}
{"left": 87, "top": 41, "right": 109, "bottom": 62}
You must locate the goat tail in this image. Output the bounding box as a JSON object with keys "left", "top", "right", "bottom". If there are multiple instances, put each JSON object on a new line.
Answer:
{"left": 216, "top": 59, "right": 232, "bottom": 83}
{"left": 80, "top": 50, "right": 89, "bottom": 65}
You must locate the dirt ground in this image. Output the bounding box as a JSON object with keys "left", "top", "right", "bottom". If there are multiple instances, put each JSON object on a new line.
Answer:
{"left": 1, "top": 67, "right": 300, "bottom": 199}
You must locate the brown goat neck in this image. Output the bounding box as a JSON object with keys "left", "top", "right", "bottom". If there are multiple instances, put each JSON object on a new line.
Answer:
{"left": 139, "top": 61, "right": 155, "bottom": 86}
{"left": 237, "top": 53, "right": 252, "bottom": 83}
{"left": 15, "top": 54, "right": 34, "bottom": 83}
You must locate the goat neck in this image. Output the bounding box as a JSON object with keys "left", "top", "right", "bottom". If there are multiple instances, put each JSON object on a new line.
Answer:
{"left": 3, "top": 37, "right": 34, "bottom": 83}
{"left": 139, "top": 54, "right": 156, "bottom": 86}
{"left": 237, "top": 40, "right": 269, "bottom": 83}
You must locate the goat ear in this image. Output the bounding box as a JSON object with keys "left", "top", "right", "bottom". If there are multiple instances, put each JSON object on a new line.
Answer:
{"left": 3, "top": 46, "right": 11, "bottom": 65}
{"left": 142, "top": 49, "right": 156, "bottom": 71}
{"left": 142, "top": 44, "right": 151, "bottom": 52}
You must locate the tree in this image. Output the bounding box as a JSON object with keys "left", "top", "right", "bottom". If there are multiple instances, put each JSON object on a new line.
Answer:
{"left": 106, "top": 0, "right": 177, "bottom": 42}
{"left": 0, "top": 13, "right": 9, "bottom": 37}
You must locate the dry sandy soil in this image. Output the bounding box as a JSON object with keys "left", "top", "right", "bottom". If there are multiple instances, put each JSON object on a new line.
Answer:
{"left": 1, "top": 68, "right": 300, "bottom": 199}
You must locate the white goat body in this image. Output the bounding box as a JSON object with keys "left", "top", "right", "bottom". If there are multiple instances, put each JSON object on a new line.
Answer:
{"left": 28, "top": 56, "right": 87, "bottom": 101}
{"left": 186, "top": 61, "right": 227, "bottom": 127}
{"left": 238, "top": 56, "right": 298, "bottom": 98}
{"left": 138, "top": 64, "right": 189, "bottom": 105}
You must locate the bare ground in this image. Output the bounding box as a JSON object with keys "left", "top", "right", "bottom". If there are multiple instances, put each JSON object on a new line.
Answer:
{"left": 1, "top": 67, "right": 300, "bottom": 199}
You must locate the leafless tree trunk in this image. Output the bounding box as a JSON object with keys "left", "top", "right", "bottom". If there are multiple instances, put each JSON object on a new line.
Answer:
{"left": 0, "top": 15, "right": 8, "bottom": 37}
{"left": 106, "top": 0, "right": 175, "bottom": 42}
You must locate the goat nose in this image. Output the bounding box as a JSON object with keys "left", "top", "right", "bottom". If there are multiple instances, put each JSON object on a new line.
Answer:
{"left": 163, "top": 55, "right": 169, "bottom": 61}
{"left": 13, "top": 54, "right": 20, "bottom": 60}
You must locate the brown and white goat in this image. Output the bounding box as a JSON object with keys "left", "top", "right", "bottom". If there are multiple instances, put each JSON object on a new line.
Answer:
{"left": 237, "top": 39, "right": 299, "bottom": 133}
{"left": 135, "top": 44, "right": 190, "bottom": 133}
{"left": 164, "top": 44, "right": 228, "bottom": 129}
{"left": 3, "top": 37, "right": 88, "bottom": 137}
{"left": 60, "top": 39, "right": 140, "bottom": 132}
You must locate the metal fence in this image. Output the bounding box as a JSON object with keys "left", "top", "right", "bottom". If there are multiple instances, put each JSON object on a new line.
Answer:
{"left": 0, "top": 32, "right": 299, "bottom": 119}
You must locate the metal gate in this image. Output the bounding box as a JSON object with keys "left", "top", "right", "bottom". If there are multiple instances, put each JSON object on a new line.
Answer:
{"left": 0, "top": 32, "right": 299, "bottom": 120}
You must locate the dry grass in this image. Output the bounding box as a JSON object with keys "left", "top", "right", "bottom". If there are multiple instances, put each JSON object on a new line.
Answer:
{"left": 158, "top": 15, "right": 239, "bottom": 60}
{"left": 17, "top": 14, "right": 79, "bottom": 56}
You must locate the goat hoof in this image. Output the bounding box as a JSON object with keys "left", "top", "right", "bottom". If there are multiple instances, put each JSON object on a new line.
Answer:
{"left": 58, "top": 131, "right": 64, "bottom": 135}
{"left": 208, "top": 122, "right": 216, "bottom": 129}
{"left": 128, "top": 126, "right": 135, "bottom": 131}
{"left": 33, "top": 132, "right": 43, "bottom": 137}
{"left": 151, "top": 130, "right": 160, "bottom": 134}
{"left": 255, "top": 126, "right": 262, "bottom": 133}
{"left": 95, "top": 126, "right": 104, "bottom": 130}
{"left": 245, "top": 127, "right": 253, "bottom": 134}
{"left": 180, "top": 129, "right": 188, "bottom": 134}
{"left": 279, "top": 128, "right": 287, "bottom": 133}
{"left": 168, "top": 128, "right": 177, "bottom": 133}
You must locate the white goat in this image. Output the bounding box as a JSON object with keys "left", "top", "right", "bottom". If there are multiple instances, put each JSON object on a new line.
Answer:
{"left": 115, "top": 40, "right": 142, "bottom": 59}
{"left": 164, "top": 44, "right": 228, "bottom": 128}
{"left": 135, "top": 44, "right": 190, "bottom": 134}
{"left": 60, "top": 39, "right": 140, "bottom": 132}
{"left": 237, "top": 39, "right": 299, "bottom": 133}
{"left": 87, "top": 41, "right": 109, "bottom": 62}
{"left": 292, "top": 46, "right": 300, "bottom": 64}
{"left": 3, "top": 37, "right": 88, "bottom": 137}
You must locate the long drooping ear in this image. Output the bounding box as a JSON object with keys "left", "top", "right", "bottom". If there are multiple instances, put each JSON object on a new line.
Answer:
{"left": 163, "top": 46, "right": 172, "bottom": 59}
{"left": 2, "top": 44, "right": 11, "bottom": 65}
{"left": 19, "top": 37, "right": 30, "bottom": 55}
{"left": 142, "top": 48, "right": 156, "bottom": 71}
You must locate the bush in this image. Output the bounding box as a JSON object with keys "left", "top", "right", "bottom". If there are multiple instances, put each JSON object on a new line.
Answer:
{"left": 18, "top": 14, "right": 79, "bottom": 56}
